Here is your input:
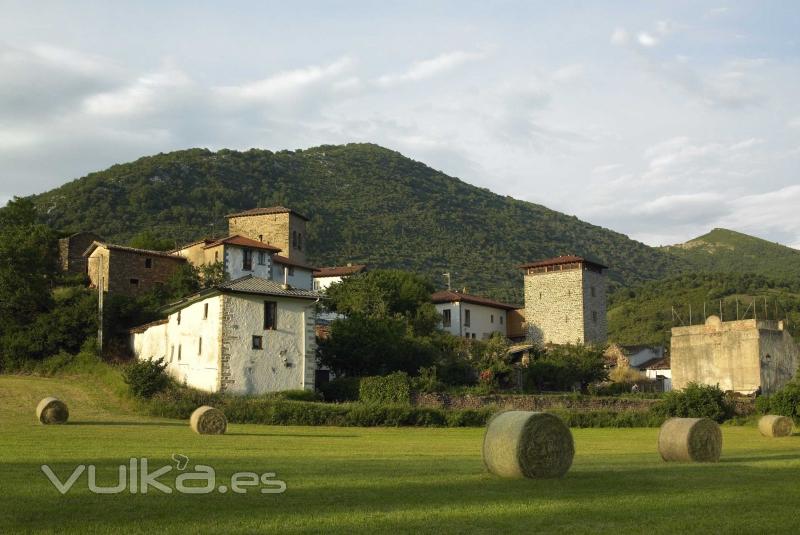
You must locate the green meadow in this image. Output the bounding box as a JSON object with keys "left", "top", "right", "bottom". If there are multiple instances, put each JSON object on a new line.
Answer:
{"left": 1, "top": 375, "right": 799, "bottom": 534}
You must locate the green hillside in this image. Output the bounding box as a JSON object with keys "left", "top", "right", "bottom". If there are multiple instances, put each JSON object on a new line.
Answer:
{"left": 28, "top": 143, "right": 681, "bottom": 303}
{"left": 662, "top": 228, "right": 800, "bottom": 282}
{"left": 608, "top": 272, "right": 800, "bottom": 346}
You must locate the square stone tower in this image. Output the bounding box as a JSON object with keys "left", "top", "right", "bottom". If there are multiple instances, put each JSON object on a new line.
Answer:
{"left": 519, "top": 255, "right": 607, "bottom": 346}
{"left": 226, "top": 206, "right": 309, "bottom": 263}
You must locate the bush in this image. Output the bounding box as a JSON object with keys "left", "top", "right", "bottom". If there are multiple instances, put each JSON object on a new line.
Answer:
{"left": 123, "top": 358, "right": 171, "bottom": 399}
{"left": 651, "top": 382, "right": 734, "bottom": 423}
{"left": 549, "top": 409, "right": 665, "bottom": 428}
{"left": 359, "top": 372, "right": 411, "bottom": 405}
{"left": 319, "top": 376, "right": 361, "bottom": 402}
{"left": 269, "top": 389, "right": 322, "bottom": 402}
{"left": 411, "top": 366, "right": 444, "bottom": 393}
{"left": 754, "top": 395, "right": 771, "bottom": 414}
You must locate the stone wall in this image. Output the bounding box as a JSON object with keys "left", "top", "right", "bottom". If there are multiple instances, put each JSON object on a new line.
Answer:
{"left": 105, "top": 248, "right": 185, "bottom": 296}
{"left": 228, "top": 212, "right": 308, "bottom": 263}
{"left": 524, "top": 267, "right": 585, "bottom": 344}
{"left": 582, "top": 268, "right": 608, "bottom": 343}
{"left": 59, "top": 232, "right": 101, "bottom": 274}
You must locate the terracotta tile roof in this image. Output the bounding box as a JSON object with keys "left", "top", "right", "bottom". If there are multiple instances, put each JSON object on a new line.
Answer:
{"left": 83, "top": 241, "right": 187, "bottom": 261}
{"left": 518, "top": 255, "right": 607, "bottom": 270}
{"left": 431, "top": 290, "right": 518, "bottom": 310}
{"left": 128, "top": 318, "right": 168, "bottom": 334}
{"left": 272, "top": 254, "right": 317, "bottom": 271}
{"left": 313, "top": 264, "right": 367, "bottom": 277}
{"left": 639, "top": 356, "right": 671, "bottom": 370}
{"left": 225, "top": 205, "right": 310, "bottom": 221}
{"left": 218, "top": 275, "right": 320, "bottom": 300}
{"left": 202, "top": 234, "right": 282, "bottom": 252}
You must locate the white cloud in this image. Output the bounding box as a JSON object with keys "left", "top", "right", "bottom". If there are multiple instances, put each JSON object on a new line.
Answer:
{"left": 637, "top": 32, "right": 659, "bottom": 47}
{"left": 375, "top": 50, "right": 486, "bottom": 87}
{"left": 84, "top": 68, "right": 193, "bottom": 116}
{"left": 788, "top": 117, "right": 800, "bottom": 129}
{"left": 610, "top": 27, "right": 629, "bottom": 45}
{"left": 552, "top": 64, "right": 584, "bottom": 82}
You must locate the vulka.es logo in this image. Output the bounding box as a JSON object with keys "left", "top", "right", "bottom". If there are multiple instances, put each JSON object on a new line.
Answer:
{"left": 41, "top": 455, "right": 287, "bottom": 495}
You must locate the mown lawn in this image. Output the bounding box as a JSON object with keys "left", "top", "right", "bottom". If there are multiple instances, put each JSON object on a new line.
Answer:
{"left": 1, "top": 375, "right": 799, "bottom": 534}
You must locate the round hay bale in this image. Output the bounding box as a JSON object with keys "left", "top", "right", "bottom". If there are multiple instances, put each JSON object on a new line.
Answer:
{"left": 482, "top": 410, "right": 574, "bottom": 478}
{"left": 190, "top": 405, "right": 227, "bottom": 435}
{"left": 758, "top": 415, "right": 793, "bottom": 437}
{"left": 36, "top": 397, "right": 69, "bottom": 425}
{"left": 658, "top": 417, "right": 722, "bottom": 462}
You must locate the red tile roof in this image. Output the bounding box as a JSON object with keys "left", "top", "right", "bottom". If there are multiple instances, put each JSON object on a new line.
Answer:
{"left": 431, "top": 290, "right": 518, "bottom": 310}
{"left": 313, "top": 264, "right": 367, "bottom": 278}
{"left": 272, "top": 254, "right": 317, "bottom": 271}
{"left": 226, "top": 205, "right": 309, "bottom": 221}
{"left": 203, "top": 235, "right": 282, "bottom": 252}
{"left": 518, "top": 255, "right": 607, "bottom": 270}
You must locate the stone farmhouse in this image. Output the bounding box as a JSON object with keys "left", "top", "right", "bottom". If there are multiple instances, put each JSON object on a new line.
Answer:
{"left": 85, "top": 242, "right": 187, "bottom": 296}
{"left": 432, "top": 290, "right": 517, "bottom": 340}
{"left": 520, "top": 255, "right": 607, "bottom": 345}
{"left": 671, "top": 315, "right": 799, "bottom": 394}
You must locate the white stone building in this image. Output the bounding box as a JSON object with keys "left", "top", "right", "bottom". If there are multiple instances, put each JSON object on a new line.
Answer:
{"left": 271, "top": 254, "right": 316, "bottom": 291}
{"left": 313, "top": 264, "right": 367, "bottom": 291}
{"left": 130, "top": 276, "right": 319, "bottom": 395}
{"left": 431, "top": 290, "right": 517, "bottom": 340}
{"left": 172, "top": 234, "right": 281, "bottom": 281}
{"left": 640, "top": 356, "right": 672, "bottom": 392}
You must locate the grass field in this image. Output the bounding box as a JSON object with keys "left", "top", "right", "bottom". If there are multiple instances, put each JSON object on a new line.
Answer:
{"left": 2, "top": 375, "right": 800, "bottom": 534}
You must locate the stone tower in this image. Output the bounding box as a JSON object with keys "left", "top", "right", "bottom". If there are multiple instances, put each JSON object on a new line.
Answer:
{"left": 520, "top": 255, "right": 607, "bottom": 346}
{"left": 226, "top": 206, "right": 309, "bottom": 263}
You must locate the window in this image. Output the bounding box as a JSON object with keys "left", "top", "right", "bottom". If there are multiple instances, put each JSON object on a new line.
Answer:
{"left": 129, "top": 278, "right": 139, "bottom": 286}
{"left": 243, "top": 249, "right": 253, "bottom": 271}
{"left": 264, "top": 301, "right": 277, "bottom": 330}
{"left": 252, "top": 335, "right": 263, "bottom": 350}
{"left": 258, "top": 234, "right": 263, "bottom": 242}
{"left": 314, "top": 280, "right": 320, "bottom": 290}
{"left": 177, "top": 310, "right": 181, "bottom": 325}
{"left": 500, "top": 315, "right": 504, "bottom": 325}
{"left": 565, "top": 315, "right": 569, "bottom": 324}
{"left": 442, "top": 309, "right": 452, "bottom": 327}
{"left": 145, "top": 258, "right": 152, "bottom": 269}
{"left": 203, "top": 303, "right": 208, "bottom": 320}
{"left": 465, "top": 332, "right": 470, "bottom": 338}
{"left": 198, "top": 337, "right": 202, "bottom": 355}
{"left": 591, "top": 286, "right": 596, "bottom": 298}
{"left": 214, "top": 251, "right": 219, "bottom": 263}
{"left": 292, "top": 231, "right": 297, "bottom": 249}
{"left": 471, "top": 333, "right": 476, "bottom": 339}
{"left": 464, "top": 309, "right": 471, "bottom": 327}
{"left": 258, "top": 251, "right": 267, "bottom": 265}
{"left": 170, "top": 345, "right": 175, "bottom": 362}
{"left": 592, "top": 311, "right": 598, "bottom": 323}
{"left": 539, "top": 292, "right": 542, "bottom": 299}
{"left": 178, "top": 345, "right": 182, "bottom": 361}
{"left": 298, "top": 233, "right": 303, "bottom": 251}
{"left": 491, "top": 314, "right": 494, "bottom": 324}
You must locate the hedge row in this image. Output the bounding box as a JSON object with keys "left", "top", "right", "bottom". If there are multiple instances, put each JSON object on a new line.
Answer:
{"left": 147, "top": 387, "right": 672, "bottom": 428}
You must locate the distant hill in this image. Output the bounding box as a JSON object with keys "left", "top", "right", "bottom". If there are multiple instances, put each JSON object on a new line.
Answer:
{"left": 608, "top": 272, "right": 800, "bottom": 346}
{"left": 27, "top": 143, "right": 682, "bottom": 303}
{"left": 661, "top": 228, "right": 800, "bottom": 282}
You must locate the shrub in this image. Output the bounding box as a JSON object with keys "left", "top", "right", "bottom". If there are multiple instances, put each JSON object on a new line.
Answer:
{"left": 359, "top": 372, "right": 411, "bottom": 405}
{"left": 651, "top": 382, "right": 734, "bottom": 423}
{"left": 319, "top": 376, "right": 361, "bottom": 402}
{"left": 271, "top": 389, "right": 322, "bottom": 402}
{"left": 549, "top": 409, "right": 665, "bottom": 428}
{"left": 123, "top": 358, "right": 171, "bottom": 399}
{"left": 411, "top": 366, "right": 444, "bottom": 393}
{"left": 754, "top": 395, "right": 771, "bottom": 414}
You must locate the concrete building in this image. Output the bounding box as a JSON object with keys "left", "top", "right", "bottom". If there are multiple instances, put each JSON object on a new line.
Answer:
{"left": 313, "top": 264, "right": 367, "bottom": 291}
{"left": 226, "top": 206, "right": 309, "bottom": 264}
{"left": 671, "top": 315, "right": 799, "bottom": 394}
{"left": 130, "top": 275, "right": 319, "bottom": 394}
{"left": 520, "top": 255, "right": 607, "bottom": 345}
{"left": 431, "top": 290, "right": 517, "bottom": 340}
{"left": 85, "top": 242, "right": 187, "bottom": 296}
{"left": 59, "top": 232, "right": 103, "bottom": 275}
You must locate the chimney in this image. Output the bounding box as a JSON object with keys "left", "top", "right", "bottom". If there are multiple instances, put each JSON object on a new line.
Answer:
{"left": 282, "top": 265, "right": 291, "bottom": 290}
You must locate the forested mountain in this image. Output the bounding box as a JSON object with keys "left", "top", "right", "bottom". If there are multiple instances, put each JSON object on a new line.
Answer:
{"left": 608, "top": 272, "right": 800, "bottom": 346}
{"left": 27, "top": 143, "right": 681, "bottom": 303}
{"left": 661, "top": 228, "right": 800, "bottom": 282}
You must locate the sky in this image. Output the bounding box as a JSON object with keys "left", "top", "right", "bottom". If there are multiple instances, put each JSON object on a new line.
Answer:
{"left": 1, "top": 1, "right": 798, "bottom": 247}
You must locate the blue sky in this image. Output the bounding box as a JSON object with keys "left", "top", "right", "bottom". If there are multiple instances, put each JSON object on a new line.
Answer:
{"left": 1, "top": 1, "right": 798, "bottom": 247}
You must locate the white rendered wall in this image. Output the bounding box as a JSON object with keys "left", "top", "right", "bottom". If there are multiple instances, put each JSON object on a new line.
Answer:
{"left": 220, "top": 293, "right": 316, "bottom": 394}
{"left": 435, "top": 302, "right": 507, "bottom": 339}
{"left": 313, "top": 275, "right": 343, "bottom": 291}
{"left": 271, "top": 264, "right": 313, "bottom": 290}
{"left": 225, "top": 245, "right": 272, "bottom": 280}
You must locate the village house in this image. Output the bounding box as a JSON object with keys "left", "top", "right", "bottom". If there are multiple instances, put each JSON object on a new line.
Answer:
{"left": 172, "top": 235, "right": 281, "bottom": 281}
{"left": 130, "top": 275, "right": 319, "bottom": 394}
{"left": 431, "top": 289, "right": 517, "bottom": 340}
{"left": 271, "top": 254, "right": 316, "bottom": 291}
{"left": 520, "top": 255, "right": 607, "bottom": 345}
{"left": 85, "top": 241, "right": 187, "bottom": 296}
{"left": 671, "top": 315, "right": 799, "bottom": 394}
{"left": 313, "top": 263, "right": 368, "bottom": 291}
{"left": 604, "top": 343, "right": 671, "bottom": 391}
{"left": 59, "top": 231, "right": 103, "bottom": 275}
{"left": 226, "top": 206, "right": 309, "bottom": 264}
